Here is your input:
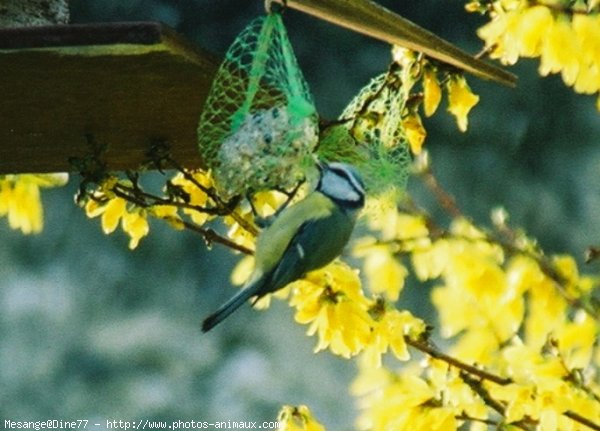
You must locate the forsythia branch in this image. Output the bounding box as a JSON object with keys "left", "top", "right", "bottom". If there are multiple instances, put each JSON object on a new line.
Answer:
{"left": 563, "top": 411, "right": 600, "bottom": 431}
{"left": 459, "top": 372, "right": 535, "bottom": 431}
{"left": 76, "top": 141, "right": 262, "bottom": 253}
{"left": 162, "top": 155, "right": 258, "bottom": 236}
{"left": 405, "top": 336, "right": 600, "bottom": 431}
{"left": 181, "top": 220, "right": 254, "bottom": 255}
{"left": 417, "top": 165, "right": 463, "bottom": 219}
{"left": 404, "top": 335, "right": 511, "bottom": 385}
{"left": 109, "top": 183, "right": 254, "bottom": 253}
{"left": 416, "top": 160, "right": 600, "bottom": 321}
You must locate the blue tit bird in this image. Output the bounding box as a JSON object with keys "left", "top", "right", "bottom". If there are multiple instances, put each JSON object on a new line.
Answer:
{"left": 202, "top": 161, "right": 365, "bottom": 332}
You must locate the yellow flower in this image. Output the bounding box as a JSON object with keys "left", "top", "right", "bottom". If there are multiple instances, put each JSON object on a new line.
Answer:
{"left": 427, "top": 360, "right": 488, "bottom": 421}
{"left": 354, "top": 372, "right": 441, "bottom": 431}
{"left": 555, "top": 310, "right": 597, "bottom": 370}
{"left": 413, "top": 221, "right": 504, "bottom": 288}
{"left": 492, "top": 375, "right": 575, "bottom": 426}
{"left": 251, "top": 190, "right": 291, "bottom": 218}
{"left": 539, "top": 15, "right": 580, "bottom": 85}
{"left": 363, "top": 308, "right": 426, "bottom": 367}
{"left": 432, "top": 265, "right": 522, "bottom": 356}
{"left": 446, "top": 76, "right": 480, "bottom": 132}
{"left": 352, "top": 355, "right": 394, "bottom": 396}
{"left": 231, "top": 255, "right": 255, "bottom": 286}
{"left": 289, "top": 261, "right": 373, "bottom": 358}
{"left": 515, "top": 6, "right": 553, "bottom": 58}
{"left": 412, "top": 226, "right": 504, "bottom": 296}
{"left": 84, "top": 197, "right": 105, "bottom": 218}
{"left": 412, "top": 239, "right": 451, "bottom": 281}
{"left": 525, "top": 271, "right": 568, "bottom": 349}
{"left": 228, "top": 255, "right": 291, "bottom": 310}
{"left": 225, "top": 213, "right": 257, "bottom": 251}
{"left": 568, "top": 398, "right": 600, "bottom": 431}
{"left": 475, "top": 2, "right": 600, "bottom": 108}
{"left": 402, "top": 113, "right": 427, "bottom": 154}
{"left": 149, "top": 205, "right": 184, "bottom": 230}
{"left": 367, "top": 208, "right": 429, "bottom": 244}
{"left": 0, "top": 173, "right": 67, "bottom": 234}
{"left": 552, "top": 254, "right": 580, "bottom": 293}
{"left": 423, "top": 67, "right": 442, "bottom": 117}
{"left": 575, "top": 59, "right": 600, "bottom": 94}
{"left": 444, "top": 243, "right": 506, "bottom": 296}
{"left": 392, "top": 45, "right": 418, "bottom": 69}
{"left": 361, "top": 244, "right": 408, "bottom": 301}
{"left": 101, "top": 196, "right": 127, "bottom": 234}
{"left": 506, "top": 256, "right": 543, "bottom": 298}
{"left": 477, "top": 1, "right": 553, "bottom": 64}
{"left": 488, "top": 382, "right": 535, "bottom": 423}
{"left": 501, "top": 343, "right": 567, "bottom": 384}
{"left": 0, "top": 177, "right": 42, "bottom": 234}
{"left": 277, "top": 405, "right": 326, "bottom": 431}
{"left": 84, "top": 183, "right": 150, "bottom": 249}
{"left": 223, "top": 190, "right": 288, "bottom": 251}
{"left": 170, "top": 170, "right": 215, "bottom": 226}
{"left": 416, "top": 223, "right": 528, "bottom": 363}
{"left": 477, "top": 20, "right": 508, "bottom": 62}
{"left": 573, "top": 14, "right": 600, "bottom": 93}
{"left": 449, "top": 327, "right": 502, "bottom": 365}
{"left": 479, "top": 5, "right": 553, "bottom": 63}
{"left": 25, "top": 173, "right": 69, "bottom": 188}
{"left": 431, "top": 283, "right": 481, "bottom": 338}
{"left": 122, "top": 209, "right": 149, "bottom": 249}
{"left": 412, "top": 407, "right": 457, "bottom": 431}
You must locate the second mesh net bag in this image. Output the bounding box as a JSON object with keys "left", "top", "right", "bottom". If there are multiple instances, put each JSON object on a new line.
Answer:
{"left": 198, "top": 12, "right": 318, "bottom": 199}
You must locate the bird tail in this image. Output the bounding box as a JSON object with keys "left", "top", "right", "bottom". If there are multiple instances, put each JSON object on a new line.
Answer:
{"left": 201, "top": 283, "right": 259, "bottom": 332}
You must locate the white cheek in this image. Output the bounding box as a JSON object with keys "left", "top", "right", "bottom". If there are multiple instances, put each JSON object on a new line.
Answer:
{"left": 321, "top": 179, "right": 341, "bottom": 197}
{"left": 346, "top": 189, "right": 361, "bottom": 202}
{"left": 322, "top": 179, "right": 359, "bottom": 202}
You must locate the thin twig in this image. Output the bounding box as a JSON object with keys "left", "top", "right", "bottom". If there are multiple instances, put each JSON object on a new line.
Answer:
{"left": 487, "top": 229, "right": 599, "bottom": 318}
{"left": 404, "top": 336, "right": 511, "bottom": 385}
{"left": 460, "top": 374, "right": 537, "bottom": 431}
{"left": 416, "top": 164, "right": 600, "bottom": 319}
{"left": 164, "top": 157, "right": 258, "bottom": 236}
{"left": 181, "top": 221, "right": 254, "bottom": 255}
{"left": 404, "top": 331, "right": 600, "bottom": 431}
{"left": 531, "top": 0, "right": 593, "bottom": 15}
{"left": 564, "top": 411, "right": 600, "bottom": 431}
{"left": 404, "top": 335, "right": 532, "bottom": 431}
{"left": 459, "top": 373, "right": 509, "bottom": 420}
{"left": 114, "top": 182, "right": 234, "bottom": 216}
{"left": 407, "top": 149, "right": 600, "bottom": 431}
{"left": 455, "top": 414, "right": 499, "bottom": 426}
{"left": 418, "top": 168, "right": 463, "bottom": 219}
{"left": 111, "top": 182, "right": 254, "bottom": 255}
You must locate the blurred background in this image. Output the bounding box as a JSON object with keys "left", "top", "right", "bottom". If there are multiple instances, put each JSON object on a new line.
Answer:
{"left": 1, "top": 0, "right": 599, "bottom": 428}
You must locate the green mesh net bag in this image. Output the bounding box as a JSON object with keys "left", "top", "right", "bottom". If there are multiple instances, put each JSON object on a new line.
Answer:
{"left": 318, "top": 64, "right": 413, "bottom": 207}
{"left": 198, "top": 13, "right": 318, "bottom": 199}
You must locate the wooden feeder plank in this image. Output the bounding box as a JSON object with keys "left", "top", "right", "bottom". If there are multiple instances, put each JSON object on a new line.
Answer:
{"left": 0, "top": 22, "right": 219, "bottom": 174}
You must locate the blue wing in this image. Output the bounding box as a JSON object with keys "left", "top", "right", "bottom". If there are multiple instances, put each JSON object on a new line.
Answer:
{"left": 202, "top": 193, "right": 354, "bottom": 332}
{"left": 260, "top": 207, "right": 354, "bottom": 296}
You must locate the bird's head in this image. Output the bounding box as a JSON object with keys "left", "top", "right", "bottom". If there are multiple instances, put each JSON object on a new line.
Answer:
{"left": 316, "top": 161, "right": 366, "bottom": 210}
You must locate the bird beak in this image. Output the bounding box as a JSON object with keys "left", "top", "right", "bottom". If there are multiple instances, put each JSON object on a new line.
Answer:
{"left": 316, "top": 160, "right": 327, "bottom": 173}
